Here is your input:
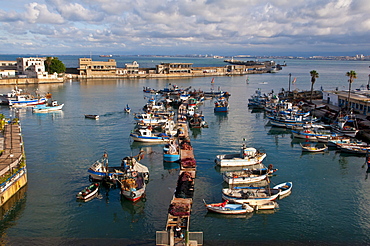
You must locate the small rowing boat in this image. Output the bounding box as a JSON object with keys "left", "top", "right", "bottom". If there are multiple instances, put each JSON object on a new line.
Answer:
{"left": 300, "top": 143, "right": 327, "bottom": 152}
{"left": 85, "top": 114, "right": 99, "bottom": 119}
{"left": 203, "top": 199, "right": 254, "bottom": 214}
{"left": 76, "top": 183, "right": 100, "bottom": 201}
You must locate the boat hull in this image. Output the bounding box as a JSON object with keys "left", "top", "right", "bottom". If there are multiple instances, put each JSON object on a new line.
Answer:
{"left": 215, "top": 153, "right": 266, "bottom": 167}
{"left": 121, "top": 187, "right": 145, "bottom": 202}
{"left": 10, "top": 98, "right": 47, "bottom": 107}
{"left": 163, "top": 153, "right": 180, "bottom": 162}
{"left": 223, "top": 173, "right": 268, "bottom": 185}
{"left": 222, "top": 188, "right": 280, "bottom": 204}
{"left": 205, "top": 203, "right": 254, "bottom": 214}
{"left": 214, "top": 106, "right": 229, "bottom": 112}
{"left": 130, "top": 133, "right": 171, "bottom": 143}
{"left": 76, "top": 183, "right": 99, "bottom": 200}
{"left": 32, "top": 104, "right": 64, "bottom": 113}
{"left": 85, "top": 115, "right": 99, "bottom": 119}
{"left": 272, "top": 182, "right": 293, "bottom": 198}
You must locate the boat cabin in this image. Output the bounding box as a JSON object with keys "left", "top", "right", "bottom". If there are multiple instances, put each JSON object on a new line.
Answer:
{"left": 240, "top": 146, "right": 258, "bottom": 159}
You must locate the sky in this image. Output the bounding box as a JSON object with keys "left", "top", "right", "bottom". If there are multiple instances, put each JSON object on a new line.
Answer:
{"left": 0, "top": 0, "right": 370, "bottom": 56}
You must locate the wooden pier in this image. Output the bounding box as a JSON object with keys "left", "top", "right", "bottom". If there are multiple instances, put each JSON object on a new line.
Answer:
{"left": 156, "top": 101, "right": 203, "bottom": 246}
{"left": 0, "top": 122, "right": 27, "bottom": 206}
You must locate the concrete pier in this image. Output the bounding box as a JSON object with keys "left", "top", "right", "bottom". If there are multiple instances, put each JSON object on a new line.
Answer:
{"left": 0, "top": 122, "right": 27, "bottom": 206}
{"left": 156, "top": 101, "right": 203, "bottom": 246}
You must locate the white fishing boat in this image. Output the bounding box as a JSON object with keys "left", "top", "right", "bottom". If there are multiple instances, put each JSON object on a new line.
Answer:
{"left": 9, "top": 95, "right": 47, "bottom": 107}
{"left": 203, "top": 200, "right": 254, "bottom": 214}
{"left": 130, "top": 127, "right": 172, "bottom": 143}
{"left": 222, "top": 164, "right": 277, "bottom": 185}
{"left": 222, "top": 187, "right": 280, "bottom": 204}
{"left": 215, "top": 144, "right": 266, "bottom": 167}
{"left": 32, "top": 101, "right": 64, "bottom": 113}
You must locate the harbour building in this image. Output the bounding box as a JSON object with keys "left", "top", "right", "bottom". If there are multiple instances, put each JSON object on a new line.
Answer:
{"left": 323, "top": 90, "right": 370, "bottom": 116}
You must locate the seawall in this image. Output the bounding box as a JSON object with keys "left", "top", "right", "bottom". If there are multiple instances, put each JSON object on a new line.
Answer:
{"left": 0, "top": 122, "right": 27, "bottom": 206}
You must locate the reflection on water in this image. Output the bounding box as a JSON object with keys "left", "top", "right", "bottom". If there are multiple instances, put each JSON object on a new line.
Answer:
{"left": 190, "top": 128, "right": 202, "bottom": 139}
{"left": 163, "top": 161, "right": 180, "bottom": 170}
{"left": 0, "top": 185, "right": 27, "bottom": 241}
{"left": 204, "top": 211, "right": 254, "bottom": 220}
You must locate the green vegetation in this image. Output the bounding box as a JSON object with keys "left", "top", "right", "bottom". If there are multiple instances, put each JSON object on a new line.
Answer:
{"left": 346, "top": 70, "right": 357, "bottom": 110}
{"left": 45, "top": 57, "right": 66, "bottom": 74}
{"left": 309, "top": 70, "right": 319, "bottom": 103}
{"left": 0, "top": 114, "right": 5, "bottom": 131}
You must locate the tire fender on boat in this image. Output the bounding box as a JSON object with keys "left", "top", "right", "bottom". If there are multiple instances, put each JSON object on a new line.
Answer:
{"left": 132, "top": 171, "right": 138, "bottom": 177}
{"left": 130, "top": 192, "right": 135, "bottom": 198}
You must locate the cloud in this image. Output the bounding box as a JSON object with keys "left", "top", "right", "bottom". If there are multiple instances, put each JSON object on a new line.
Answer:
{"left": 0, "top": 0, "right": 369, "bottom": 55}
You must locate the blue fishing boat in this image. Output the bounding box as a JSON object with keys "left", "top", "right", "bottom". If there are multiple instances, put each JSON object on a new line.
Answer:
{"left": 163, "top": 141, "right": 180, "bottom": 162}
{"left": 214, "top": 97, "right": 229, "bottom": 112}
{"left": 32, "top": 100, "right": 64, "bottom": 113}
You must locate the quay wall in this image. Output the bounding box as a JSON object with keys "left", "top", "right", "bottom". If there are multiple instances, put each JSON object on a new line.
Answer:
{"left": 0, "top": 78, "right": 64, "bottom": 85}
{"left": 0, "top": 174, "right": 27, "bottom": 206}
{"left": 0, "top": 123, "right": 27, "bottom": 207}
{"left": 70, "top": 72, "right": 261, "bottom": 80}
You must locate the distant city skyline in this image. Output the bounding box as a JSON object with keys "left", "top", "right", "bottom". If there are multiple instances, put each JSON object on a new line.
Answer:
{"left": 1, "top": 0, "right": 370, "bottom": 56}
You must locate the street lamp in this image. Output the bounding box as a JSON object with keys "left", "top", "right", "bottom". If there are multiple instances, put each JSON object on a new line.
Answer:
{"left": 288, "top": 73, "right": 292, "bottom": 92}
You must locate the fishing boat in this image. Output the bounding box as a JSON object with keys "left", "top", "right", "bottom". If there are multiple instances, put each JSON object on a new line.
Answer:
{"left": 32, "top": 101, "right": 64, "bottom": 113}
{"left": 124, "top": 104, "right": 131, "bottom": 113}
{"left": 214, "top": 96, "right": 229, "bottom": 112}
{"left": 300, "top": 143, "right": 328, "bottom": 152}
{"left": 118, "top": 172, "right": 146, "bottom": 202}
{"left": 9, "top": 95, "right": 47, "bottom": 107}
{"left": 215, "top": 144, "right": 266, "bottom": 167}
{"left": 291, "top": 126, "right": 334, "bottom": 140}
{"left": 222, "top": 165, "right": 277, "bottom": 185}
{"left": 133, "top": 113, "right": 170, "bottom": 125}
{"left": 330, "top": 111, "right": 359, "bottom": 138}
{"left": 163, "top": 141, "right": 180, "bottom": 162}
{"left": 130, "top": 126, "right": 172, "bottom": 143}
{"left": 338, "top": 145, "right": 370, "bottom": 155}
{"left": 188, "top": 113, "right": 208, "bottom": 128}
{"left": 222, "top": 187, "right": 281, "bottom": 204}
{"left": 88, "top": 153, "right": 149, "bottom": 181}
{"left": 85, "top": 114, "right": 99, "bottom": 119}
{"left": 203, "top": 200, "right": 254, "bottom": 214}
{"left": 273, "top": 182, "right": 293, "bottom": 198}
{"left": 76, "top": 183, "right": 100, "bottom": 201}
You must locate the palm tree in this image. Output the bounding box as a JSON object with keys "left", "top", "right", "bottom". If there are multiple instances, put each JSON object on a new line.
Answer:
{"left": 345, "top": 70, "right": 357, "bottom": 111}
{"left": 309, "top": 70, "right": 319, "bottom": 103}
{"left": 45, "top": 56, "right": 53, "bottom": 74}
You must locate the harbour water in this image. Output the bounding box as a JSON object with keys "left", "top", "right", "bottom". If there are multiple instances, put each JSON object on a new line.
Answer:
{"left": 0, "top": 57, "right": 370, "bottom": 245}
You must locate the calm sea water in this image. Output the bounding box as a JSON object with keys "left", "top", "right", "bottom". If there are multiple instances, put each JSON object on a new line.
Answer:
{"left": 0, "top": 57, "right": 369, "bottom": 245}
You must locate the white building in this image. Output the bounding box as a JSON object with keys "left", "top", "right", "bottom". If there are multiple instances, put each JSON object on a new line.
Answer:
{"left": 16, "top": 57, "right": 58, "bottom": 79}
{"left": 322, "top": 91, "right": 339, "bottom": 106}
